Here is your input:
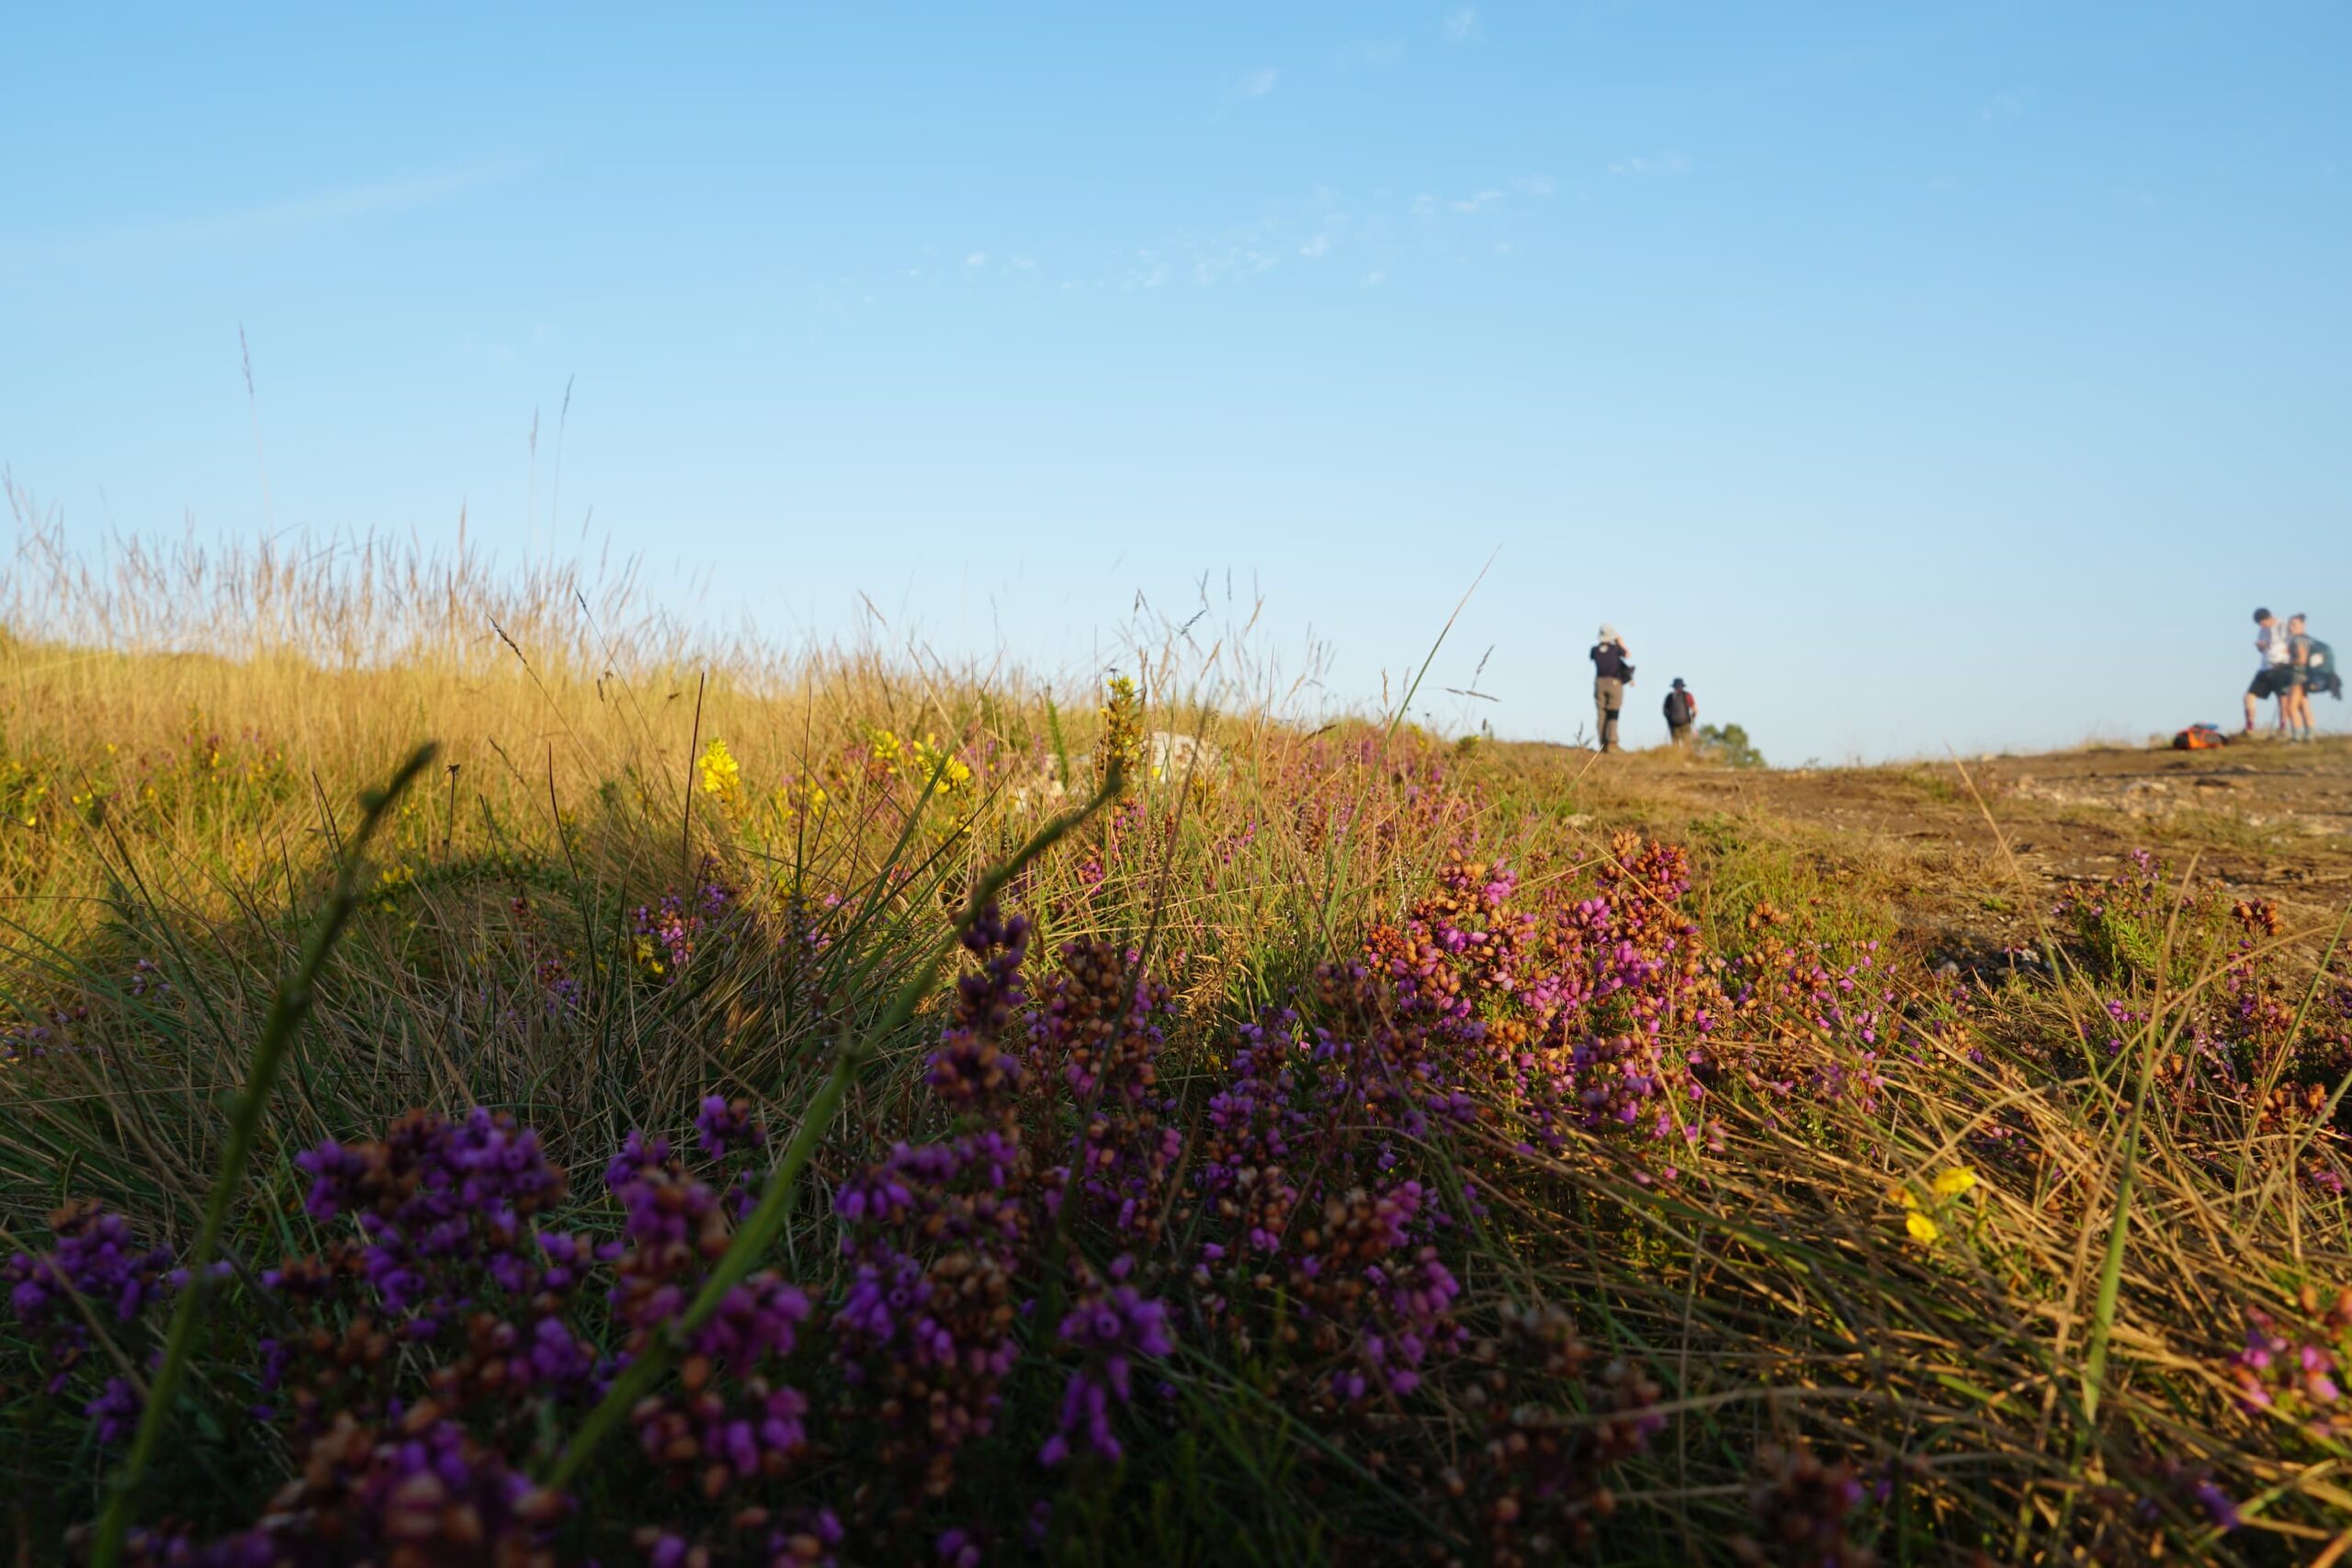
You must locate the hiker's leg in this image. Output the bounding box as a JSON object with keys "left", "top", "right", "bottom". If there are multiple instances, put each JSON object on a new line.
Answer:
{"left": 2245, "top": 682, "right": 2261, "bottom": 733}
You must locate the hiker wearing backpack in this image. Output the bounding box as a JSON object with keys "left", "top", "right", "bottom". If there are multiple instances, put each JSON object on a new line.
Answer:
{"left": 1590, "top": 626, "right": 1633, "bottom": 752}
{"left": 2245, "top": 608, "right": 2295, "bottom": 737}
{"left": 1664, "top": 678, "right": 1696, "bottom": 747}
{"left": 2304, "top": 623, "right": 2344, "bottom": 705}
{"left": 2286, "top": 614, "right": 2338, "bottom": 740}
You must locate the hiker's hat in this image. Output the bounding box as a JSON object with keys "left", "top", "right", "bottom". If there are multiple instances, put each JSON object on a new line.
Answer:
{"left": 1671, "top": 678, "right": 1686, "bottom": 689}
{"left": 2255, "top": 607, "right": 2273, "bottom": 621}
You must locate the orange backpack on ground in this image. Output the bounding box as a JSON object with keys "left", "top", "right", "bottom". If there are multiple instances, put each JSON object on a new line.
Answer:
{"left": 2173, "top": 724, "right": 2230, "bottom": 750}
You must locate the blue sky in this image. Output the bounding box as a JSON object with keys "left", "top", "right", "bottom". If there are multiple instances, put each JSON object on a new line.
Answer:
{"left": 6, "top": 2, "right": 2347, "bottom": 761}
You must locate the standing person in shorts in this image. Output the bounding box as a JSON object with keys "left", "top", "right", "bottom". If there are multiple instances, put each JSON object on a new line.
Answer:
{"left": 1663, "top": 678, "right": 1697, "bottom": 747}
{"left": 2245, "top": 608, "right": 2293, "bottom": 737}
{"left": 1590, "top": 626, "right": 1633, "bottom": 752}
{"left": 2285, "top": 614, "right": 2317, "bottom": 742}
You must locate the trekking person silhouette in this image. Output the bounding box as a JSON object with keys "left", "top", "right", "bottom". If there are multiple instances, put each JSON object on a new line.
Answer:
{"left": 2286, "top": 614, "right": 2318, "bottom": 741}
{"left": 1590, "top": 626, "right": 1632, "bottom": 752}
{"left": 1664, "top": 678, "right": 1696, "bottom": 748}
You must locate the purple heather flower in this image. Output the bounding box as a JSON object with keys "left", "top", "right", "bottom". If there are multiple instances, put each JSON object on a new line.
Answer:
{"left": 1039, "top": 1280, "right": 1172, "bottom": 1466}
{"left": 695, "top": 1095, "right": 767, "bottom": 1161}
{"left": 85, "top": 1376, "right": 142, "bottom": 1447}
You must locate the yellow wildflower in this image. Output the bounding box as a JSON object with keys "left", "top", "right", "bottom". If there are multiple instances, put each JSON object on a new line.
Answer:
{"left": 1891, "top": 1163, "right": 1977, "bottom": 1247}
{"left": 697, "top": 738, "right": 743, "bottom": 805}
{"left": 1097, "top": 674, "right": 1145, "bottom": 786}
{"left": 372, "top": 862, "right": 415, "bottom": 912}
{"left": 910, "top": 736, "right": 972, "bottom": 794}
{"left": 775, "top": 780, "right": 828, "bottom": 821}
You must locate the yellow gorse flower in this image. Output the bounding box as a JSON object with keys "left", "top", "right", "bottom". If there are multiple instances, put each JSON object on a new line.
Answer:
{"left": 1891, "top": 1165, "right": 1977, "bottom": 1247}
{"left": 774, "top": 780, "right": 828, "bottom": 821}
{"left": 860, "top": 728, "right": 970, "bottom": 797}
{"left": 1931, "top": 1166, "right": 1978, "bottom": 1200}
{"left": 910, "top": 736, "right": 972, "bottom": 794}
{"left": 696, "top": 738, "right": 743, "bottom": 805}
{"left": 0, "top": 759, "right": 51, "bottom": 827}
{"left": 372, "top": 862, "right": 416, "bottom": 913}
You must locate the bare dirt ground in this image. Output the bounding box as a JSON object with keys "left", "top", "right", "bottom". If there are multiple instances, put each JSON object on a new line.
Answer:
{"left": 1500, "top": 733, "right": 2352, "bottom": 973}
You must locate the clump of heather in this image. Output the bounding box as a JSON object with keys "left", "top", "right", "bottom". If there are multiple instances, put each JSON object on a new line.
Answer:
{"left": 1027, "top": 934, "right": 1182, "bottom": 1249}
{"left": 628, "top": 858, "right": 740, "bottom": 983}
{"left": 1456, "top": 1303, "right": 1663, "bottom": 1565}
{"left": 4, "top": 1200, "right": 174, "bottom": 1398}
{"left": 30, "top": 803, "right": 2168, "bottom": 1562}
{"left": 1038, "top": 1262, "right": 1173, "bottom": 1466}
{"left": 604, "top": 1125, "right": 815, "bottom": 1503}
{"left": 831, "top": 905, "right": 1048, "bottom": 1539}
{"left": 1729, "top": 1442, "right": 1875, "bottom": 1568}
{"left": 2043, "top": 852, "right": 2352, "bottom": 1178}
{"left": 95, "top": 1405, "right": 571, "bottom": 1568}
{"left": 2225, "top": 1284, "right": 2352, "bottom": 1440}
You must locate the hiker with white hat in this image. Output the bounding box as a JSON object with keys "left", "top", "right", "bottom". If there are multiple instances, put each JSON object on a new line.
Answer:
{"left": 1589, "top": 625, "right": 1633, "bottom": 752}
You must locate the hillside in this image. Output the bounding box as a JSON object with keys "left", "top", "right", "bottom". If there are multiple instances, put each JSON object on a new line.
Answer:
{"left": 3, "top": 615, "right": 2348, "bottom": 1565}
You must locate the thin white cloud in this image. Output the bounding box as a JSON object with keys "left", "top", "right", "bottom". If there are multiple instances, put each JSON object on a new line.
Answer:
{"left": 1341, "top": 39, "right": 1405, "bottom": 68}
{"left": 1443, "top": 7, "right": 1481, "bottom": 42}
{"left": 1607, "top": 152, "right": 1691, "bottom": 177}
{"left": 1979, "top": 90, "right": 2026, "bottom": 124}
{"left": 32, "top": 158, "right": 530, "bottom": 262}
{"left": 1236, "top": 66, "right": 1280, "bottom": 98}
{"left": 914, "top": 170, "right": 1545, "bottom": 299}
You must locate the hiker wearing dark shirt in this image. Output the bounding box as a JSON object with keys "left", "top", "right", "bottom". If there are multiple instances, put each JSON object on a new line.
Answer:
{"left": 1664, "top": 678, "right": 1696, "bottom": 747}
{"left": 1590, "top": 625, "right": 1632, "bottom": 752}
{"left": 2286, "top": 614, "right": 2317, "bottom": 742}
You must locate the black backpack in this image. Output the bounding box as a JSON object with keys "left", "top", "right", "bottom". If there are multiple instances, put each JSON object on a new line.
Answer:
{"left": 1665, "top": 690, "right": 1693, "bottom": 726}
{"left": 2310, "top": 639, "right": 2342, "bottom": 700}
